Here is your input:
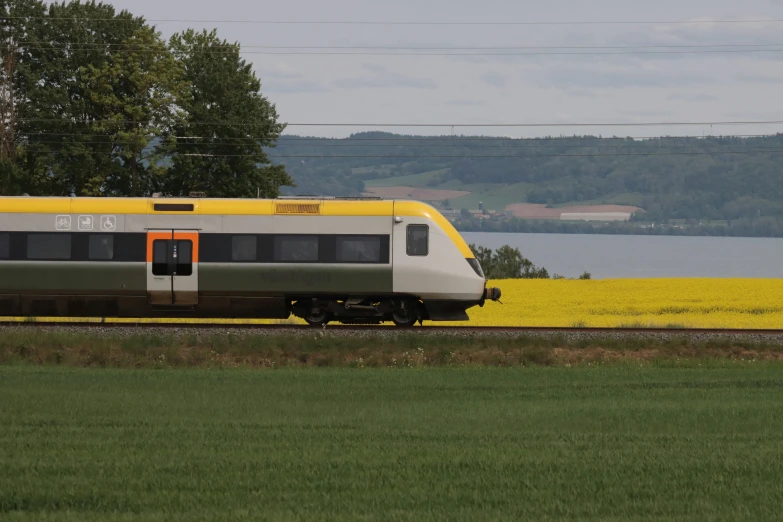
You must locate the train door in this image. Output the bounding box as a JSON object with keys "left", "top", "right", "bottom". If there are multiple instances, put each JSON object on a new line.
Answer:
{"left": 146, "top": 230, "right": 199, "bottom": 306}
{"left": 391, "top": 203, "right": 430, "bottom": 296}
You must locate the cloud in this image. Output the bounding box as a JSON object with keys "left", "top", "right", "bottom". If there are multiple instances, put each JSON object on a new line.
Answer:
{"left": 481, "top": 71, "right": 508, "bottom": 88}
{"left": 667, "top": 93, "right": 719, "bottom": 101}
{"left": 333, "top": 63, "right": 438, "bottom": 89}
{"left": 444, "top": 99, "right": 486, "bottom": 106}
{"left": 263, "top": 79, "right": 332, "bottom": 94}
{"left": 532, "top": 60, "right": 708, "bottom": 89}
{"left": 108, "top": 0, "right": 783, "bottom": 140}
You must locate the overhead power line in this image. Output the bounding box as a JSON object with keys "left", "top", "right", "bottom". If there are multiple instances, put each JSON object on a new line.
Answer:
{"left": 223, "top": 150, "right": 783, "bottom": 158}
{"left": 19, "top": 132, "right": 782, "bottom": 141}
{"left": 290, "top": 120, "right": 783, "bottom": 128}
{"left": 15, "top": 119, "right": 783, "bottom": 128}
{"left": 20, "top": 140, "right": 783, "bottom": 152}
{"left": 10, "top": 42, "right": 783, "bottom": 51}
{"left": 16, "top": 149, "right": 783, "bottom": 159}
{"left": 4, "top": 16, "right": 783, "bottom": 26}
{"left": 159, "top": 49, "right": 783, "bottom": 56}
{"left": 8, "top": 42, "right": 783, "bottom": 57}
{"left": 16, "top": 132, "right": 783, "bottom": 149}
{"left": 9, "top": 44, "right": 783, "bottom": 56}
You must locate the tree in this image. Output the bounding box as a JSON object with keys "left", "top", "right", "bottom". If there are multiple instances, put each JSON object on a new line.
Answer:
{"left": 163, "top": 29, "right": 293, "bottom": 198}
{"left": 81, "top": 24, "right": 184, "bottom": 196}
{"left": 0, "top": 0, "right": 48, "bottom": 195}
{"left": 10, "top": 1, "right": 151, "bottom": 196}
{"left": 468, "top": 243, "right": 551, "bottom": 279}
{"left": 472, "top": 245, "right": 494, "bottom": 275}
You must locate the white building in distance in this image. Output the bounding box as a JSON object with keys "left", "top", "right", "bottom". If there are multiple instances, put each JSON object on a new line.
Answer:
{"left": 560, "top": 212, "right": 632, "bottom": 222}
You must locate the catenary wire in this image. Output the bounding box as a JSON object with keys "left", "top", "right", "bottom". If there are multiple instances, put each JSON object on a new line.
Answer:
{"left": 13, "top": 119, "right": 783, "bottom": 127}
{"left": 4, "top": 15, "right": 783, "bottom": 26}
{"left": 17, "top": 132, "right": 783, "bottom": 141}
{"left": 17, "top": 139, "right": 783, "bottom": 151}
{"left": 6, "top": 43, "right": 783, "bottom": 56}
{"left": 15, "top": 150, "right": 783, "bottom": 159}
{"left": 7, "top": 42, "right": 783, "bottom": 51}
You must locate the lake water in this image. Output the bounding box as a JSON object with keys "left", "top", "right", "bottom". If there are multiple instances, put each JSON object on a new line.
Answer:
{"left": 462, "top": 232, "right": 783, "bottom": 279}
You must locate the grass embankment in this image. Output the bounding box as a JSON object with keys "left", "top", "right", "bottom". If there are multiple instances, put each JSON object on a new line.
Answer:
{"left": 2, "top": 366, "right": 783, "bottom": 521}
{"left": 2, "top": 328, "right": 783, "bottom": 368}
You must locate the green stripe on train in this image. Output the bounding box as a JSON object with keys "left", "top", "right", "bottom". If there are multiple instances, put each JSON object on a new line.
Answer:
{"left": 0, "top": 262, "right": 146, "bottom": 292}
{"left": 0, "top": 262, "right": 394, "bottom": 295}
{"left": 199, "top": 264, "right": 393, "bottom": 294}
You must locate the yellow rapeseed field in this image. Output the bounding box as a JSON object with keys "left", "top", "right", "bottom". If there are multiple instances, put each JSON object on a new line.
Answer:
{"left": 455, "top": 278, "right": 783, "bottom": 329}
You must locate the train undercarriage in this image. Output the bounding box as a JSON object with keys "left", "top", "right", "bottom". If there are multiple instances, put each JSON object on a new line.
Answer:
{"left": 291, "top": 297, "right": 425, "bottom": 327}
{"left": 290, "top": 287, "right": 501, "bottom": 327}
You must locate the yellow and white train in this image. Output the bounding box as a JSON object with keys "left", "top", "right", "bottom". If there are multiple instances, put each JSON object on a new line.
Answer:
{"left": 0, "top": 196, "right": 501, "bottom": 326}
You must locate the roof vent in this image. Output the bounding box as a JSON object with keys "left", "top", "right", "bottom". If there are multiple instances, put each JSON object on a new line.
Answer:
{"left": 274, "top": 202, "right": 321, "bottom": 215}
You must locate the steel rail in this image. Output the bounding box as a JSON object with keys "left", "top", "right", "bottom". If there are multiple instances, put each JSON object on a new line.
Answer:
{"left": 0, "top": 321, "right": 781, "bottom": 335}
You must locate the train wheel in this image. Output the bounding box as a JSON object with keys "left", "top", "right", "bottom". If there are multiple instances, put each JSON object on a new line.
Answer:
{"left": 391, "top": 302, "right": 418, "bottom": 327}
{"left": 304, "top": 312, "right": 330, "bottom": 327}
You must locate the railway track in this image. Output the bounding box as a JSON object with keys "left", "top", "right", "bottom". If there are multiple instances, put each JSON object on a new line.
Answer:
{"left": 0, "top": 319, "right": 782, "bottom": 336}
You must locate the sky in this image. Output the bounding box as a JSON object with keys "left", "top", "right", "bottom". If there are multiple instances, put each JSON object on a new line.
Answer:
{"left": 106, "top": 0, "right": 783, "bottom": 139}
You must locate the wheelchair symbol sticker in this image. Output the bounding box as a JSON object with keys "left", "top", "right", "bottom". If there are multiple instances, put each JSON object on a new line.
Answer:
{"left": 55, "top": 215, "right": 71, "bottom": 231}
{"left": 100, "top": 215, "right": 117, "bottom": 231}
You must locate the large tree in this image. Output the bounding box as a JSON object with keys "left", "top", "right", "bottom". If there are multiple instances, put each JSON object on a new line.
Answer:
{"left": 81, "top": 24, "right": 184, "bottom": 196}
{"left": 10, "top": 0, "right": 150, "bottom": 196}
{"left": 164, "top": 29, "right": 293, "bottom": 198}
{"left": 3, "top": 0, "right": 181, "bottom": 197}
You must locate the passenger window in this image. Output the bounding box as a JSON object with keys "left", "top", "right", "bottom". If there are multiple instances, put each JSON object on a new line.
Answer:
{"left": 406, "top": 225, "right": 428, "bottom": 256}
{"left": 0, "top": 233, "right": 8, "bottom": 259}
{"left": 337, "top": 236, "right": 381, "bottom": 263}
{"left": 175, "top": 240, "right": 193, "bottom": 276}
{"left": 152, "top": 240, "right": 168, "bottom": 275}
{"left": 274, "top": 235, "right": 318, "bottom": 262}
{"left": 27, "top": 234, "right": 71, "bottom": 260}
{"left": 232, "top": 236, "right": 257, "bottom": 261}
{"left": 89, "top": 235, "right": 114, "bottom": 260}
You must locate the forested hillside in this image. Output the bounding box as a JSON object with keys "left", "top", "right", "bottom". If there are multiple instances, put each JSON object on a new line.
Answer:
{"left": 271, "top": 132, "right": 783, "bottom": 225}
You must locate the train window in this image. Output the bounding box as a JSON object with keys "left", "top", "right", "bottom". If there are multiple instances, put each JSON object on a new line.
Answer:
{"left": 406, "top": 225, "right": 428, "bottom": 256}
{"left": 232, "top": 236, "right": 257, "bottom": 262}
{"left": 0, "top": 233, "right": 8, "bottom": 259}
{"left": 274, "top": 235, "right": 318, "bottom": 262}
{"left": 27, "top": 234, "right": 71, "bottom": 260}
{"left": 152, "top": 240, "right": 168, "bottom": 275}
{"left": 336, "top": 236, "right": 381, "bottom": 263}
{"left": 89, "top": 235, "right": 114, "bottom": 261}
{"left": 175, "top": 240, "right": 193, "bottom": 276}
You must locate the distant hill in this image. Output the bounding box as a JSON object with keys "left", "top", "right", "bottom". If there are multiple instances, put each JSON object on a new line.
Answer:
{"left": 267, "top": 132, "right": 783, "bottom": 236}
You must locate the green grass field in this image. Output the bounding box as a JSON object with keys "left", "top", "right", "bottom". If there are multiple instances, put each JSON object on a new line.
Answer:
{"left": 2, "top": 366, "right": 783, "bottom": 521}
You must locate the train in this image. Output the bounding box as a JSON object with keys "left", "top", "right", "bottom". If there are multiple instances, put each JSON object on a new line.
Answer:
{"left": 0, "top": 196, "right": 501, "bottom": 326}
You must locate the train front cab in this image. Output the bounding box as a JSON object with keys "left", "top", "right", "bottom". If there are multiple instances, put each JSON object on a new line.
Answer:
{"left": 392, "top": 201, "right": 501, "bottom": 322}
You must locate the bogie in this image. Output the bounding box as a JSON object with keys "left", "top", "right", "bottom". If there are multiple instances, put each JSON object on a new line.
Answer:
{"left": 291, "top": 297, "right": 424, "bottom": 327}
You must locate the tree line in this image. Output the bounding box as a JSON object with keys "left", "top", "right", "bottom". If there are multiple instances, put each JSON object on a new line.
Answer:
{"left": 469, "top": 243, "right": 590, "bottom": 280}
{"left": 455, "top": 214, "right": 783, "bottom": 238}
{"left": 0, "top": 0, "right": 293, "bottom": 198}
